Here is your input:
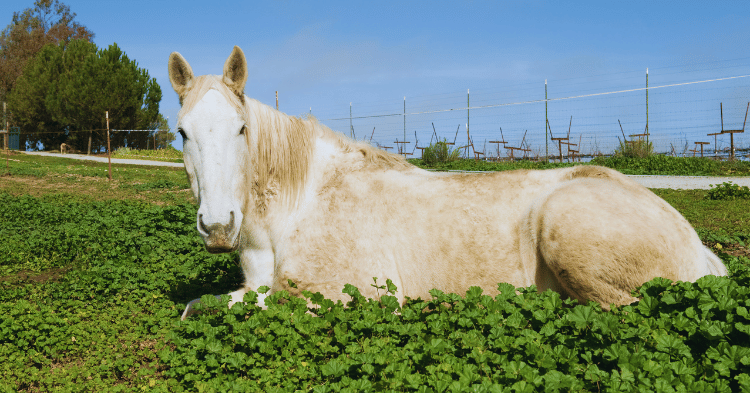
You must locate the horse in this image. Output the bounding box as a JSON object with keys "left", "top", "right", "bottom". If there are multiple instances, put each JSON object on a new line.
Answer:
{"left": 169, "top": 47, "right": 727, "bottom": 320}
{"left": 60, "top": 143, "right": 68, "bottom": 154}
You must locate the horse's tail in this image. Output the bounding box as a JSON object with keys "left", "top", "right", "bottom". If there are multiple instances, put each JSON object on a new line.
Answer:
{"left": 701, "top": 246, "right": 728, "bottom": 277}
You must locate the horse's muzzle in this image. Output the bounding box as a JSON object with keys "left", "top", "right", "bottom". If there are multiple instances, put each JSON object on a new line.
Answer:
{"left": 199, "top": 211, "right": 239, "bottom": 253}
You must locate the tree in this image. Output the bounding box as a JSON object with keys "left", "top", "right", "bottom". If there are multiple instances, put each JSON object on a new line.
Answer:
{"left": 0, "top": 0, "right": 94, "bottom": 103}
{"left": 152, "top": 114, "right": 176, "bottom": 149}
{"left": 8, "top": 40, "right": 163, "bottom": 152}
{"left": 5, "top": 42, "right": 69, "bottom": 150}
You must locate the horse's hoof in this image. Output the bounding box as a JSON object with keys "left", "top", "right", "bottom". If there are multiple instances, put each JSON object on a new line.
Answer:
{"left": 180, "top": 295, "right": 222, "bottom": 320}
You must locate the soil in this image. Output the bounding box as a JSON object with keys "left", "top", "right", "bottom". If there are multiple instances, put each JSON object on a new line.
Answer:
{"left": 1, "top": 266, "right": 71, "bottom": 285}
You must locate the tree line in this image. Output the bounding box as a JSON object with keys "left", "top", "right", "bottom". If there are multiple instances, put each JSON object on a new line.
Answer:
{"left": 0, "top": 0, "right": 173, "bottom": 152}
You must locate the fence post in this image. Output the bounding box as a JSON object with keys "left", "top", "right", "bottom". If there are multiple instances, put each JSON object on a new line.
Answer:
{"left": 106, "top": 111, "right": 112, "bottom": 181}
{"left": 646, "top": 68, "right": 649, "bottom": 146}
{"left": 3, "top": 102, "right": 7, "bottom": 174}
{"left": 2, "top": 102, "right": 6, "bottom": 150}
{"left": 403, "top": 97, "right": 406, "bottom": 150}
{"left": 467, "top": 89, "right": 470, "bottom": 159}
{"left": 545, "top": 80, "right": 548, "bottom": 162}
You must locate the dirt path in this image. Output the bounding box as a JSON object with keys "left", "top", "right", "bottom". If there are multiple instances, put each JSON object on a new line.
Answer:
{"left": 21, "top": 151, "right": 183, "bottom": 168}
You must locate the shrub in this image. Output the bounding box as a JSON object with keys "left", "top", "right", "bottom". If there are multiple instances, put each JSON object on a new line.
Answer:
{"left": 614, "top": 138, "right": 653, "bottom": 158}
{"left": 421, "top": 138, "right": 461, "bottom": 166}
{"left": 707, "top": 181, "right": 750, "bottom": 201}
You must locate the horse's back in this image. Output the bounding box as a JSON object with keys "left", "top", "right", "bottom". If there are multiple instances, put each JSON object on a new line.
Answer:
{"left": 522, "top": 167, "right": 723, "bottom": 307}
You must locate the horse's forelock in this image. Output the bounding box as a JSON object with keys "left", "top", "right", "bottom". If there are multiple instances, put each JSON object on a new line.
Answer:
{"left": 178, "top": 75, "right": 247, "bottom": 121}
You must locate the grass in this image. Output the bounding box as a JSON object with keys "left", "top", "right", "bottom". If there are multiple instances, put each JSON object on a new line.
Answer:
{"left": 111, "top": 146, "right": 184, "bottom": 163}
{"left": 0, "top": 151, "right": 749, "bottom": 391}
{"left": 0, "top": 150, "right": 193, "bottom": 205}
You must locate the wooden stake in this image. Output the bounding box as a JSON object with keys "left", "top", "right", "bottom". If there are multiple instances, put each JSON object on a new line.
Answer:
{"left": 106, "top": 111, "right": 112, "bottom": 181}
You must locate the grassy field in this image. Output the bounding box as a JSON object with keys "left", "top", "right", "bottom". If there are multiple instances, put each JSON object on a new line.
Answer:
{"left": 111, "top": 147, "right": 184, "bottom": 164}
{"left": 1, "top": 152, "right": 749, "bottom": 391}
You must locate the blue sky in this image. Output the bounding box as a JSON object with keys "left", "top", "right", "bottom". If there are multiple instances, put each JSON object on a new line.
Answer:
{"left": 2, "top": 1, "right": 750, "bottom": 156}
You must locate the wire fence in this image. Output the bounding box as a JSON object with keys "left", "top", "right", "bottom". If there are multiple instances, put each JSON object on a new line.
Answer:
{"left": 308, "top": 61, "right": 750, "bottom": 160}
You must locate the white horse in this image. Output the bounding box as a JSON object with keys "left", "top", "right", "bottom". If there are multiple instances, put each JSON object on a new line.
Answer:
{"left": 169, "top": 47, "right": 726, "bottom": 319}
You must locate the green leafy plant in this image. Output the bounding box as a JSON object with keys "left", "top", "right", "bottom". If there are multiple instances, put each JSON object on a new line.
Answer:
{"left": 614, "top": 138, "right": 653, "bottom": 158}
{"left": 591, "top": 155, "right": 750, "bottom": 176}
{"left": 3, "top": 156, "right": 750, "bottom": 392}
{"left": 707, "top": 181, "right": 750, "bottom": 201}
{"left": 421, "top": 138, "right": 461, "bottom": 166}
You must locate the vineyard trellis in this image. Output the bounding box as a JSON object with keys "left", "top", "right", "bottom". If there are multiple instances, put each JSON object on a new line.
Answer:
{"left": 308, "top": 64, "right": 750, "bottom": 161}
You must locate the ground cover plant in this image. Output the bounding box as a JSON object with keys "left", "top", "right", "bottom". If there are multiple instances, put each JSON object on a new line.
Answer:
{"left": 706, "top": 181, "right": 750, "bottom": 201}
{"left": 410, "top": 155, "right": 750, "bottom": 177}
{"left": 1, "top": 153, "right": 750, "bottom": 391}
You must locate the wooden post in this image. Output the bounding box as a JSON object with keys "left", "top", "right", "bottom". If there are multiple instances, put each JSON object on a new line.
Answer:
{"left": 695, "top": 142, "right": 709, "bottom": 158}
{"left": 275, "top": 91, "right": 278, "bottom": 110}
{"left": 106, "top": 111, "right": 112, "bottom": 181}
{"left": 4, "top": 102, "right": 8, "bottom": 174}
{"left": 467, "top": 89, "right": 470, "bottom": 159}
{"left": 544, "top": 79, "right": 549, "bottom": 163}
{"left": 403, "top": 97, "right": 406, "bottom": 151}
{"left": 2, "top": 102, "right": 6, "bottom": 150}
{"left": 646, "top": 68, "right": 649, "bottom": 146}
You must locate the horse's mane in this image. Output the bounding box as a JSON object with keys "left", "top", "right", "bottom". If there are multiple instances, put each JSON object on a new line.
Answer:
{"left": 179, "top": 75, "right": 411, "bottom": 210}
{"left": 246, "top": 99, "right": 411, "bottom": 209}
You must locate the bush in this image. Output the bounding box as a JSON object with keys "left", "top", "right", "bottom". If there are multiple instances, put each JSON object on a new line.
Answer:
{"left": 614, "top": 138, "right": 653, "bottom": 158}
{"left": 421, "top": 139, "right": 461, "bottom": 166}
{"left": 707, "top": 181, "right": 750, "bottom": 201}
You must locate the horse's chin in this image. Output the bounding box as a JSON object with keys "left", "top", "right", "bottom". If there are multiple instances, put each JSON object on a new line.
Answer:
{"left": 203, "top": 238, "right": 240, "bottom": 254}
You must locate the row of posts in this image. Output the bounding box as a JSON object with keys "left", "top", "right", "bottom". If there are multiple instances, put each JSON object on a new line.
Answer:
{"left": 342, "top": 70, "right": 653, "bottom": 162}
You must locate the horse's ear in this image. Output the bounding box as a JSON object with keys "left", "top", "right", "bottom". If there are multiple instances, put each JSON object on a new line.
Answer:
{"left": 168, "top": 52, "right": 194, "bottom": 105}
{"left": 223, "top": 46, "right": 248, "bottom": 100}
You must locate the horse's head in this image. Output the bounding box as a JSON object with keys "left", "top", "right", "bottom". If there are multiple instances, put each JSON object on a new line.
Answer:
{"left": 168, "top": 47, "right": 249, "bottom": 253}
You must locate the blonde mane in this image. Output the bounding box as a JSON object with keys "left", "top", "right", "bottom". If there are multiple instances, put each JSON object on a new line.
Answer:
{"left": 245, "top": 100, "right": 412, "bottom": 209}
{"left": 180, "top": 76, "right": 411, "bottom": 210}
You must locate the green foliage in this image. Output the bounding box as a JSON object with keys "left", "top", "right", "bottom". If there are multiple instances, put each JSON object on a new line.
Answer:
{"left": 0, "top": 192, "right": 240, "bottom": 391}
{"left": 410, "top": 157, "right": 575, "bottom": 172}
{"left": 112, "top": 145, "right": 183, "bottom": 163}
{"left": 7, "top": 39, "right": 163, "bottom": 152}
{"left": 131, "top": 179, "right": 187, "bottom": 191}
{"left": 614, "top": 138, "right": 654, "bottom": 158}
{"left": 412, "top": 155, "right": 750, "bottom": 177}
{"left": 421, "top": 139, "right": 461, "bottom": 166}
{"left": 591, "top": 154, "right": 750, "bottom": 176}
{"left": 0, "top": 0, "right": 95, "bottom": 103}
{"left": 2, "top": 160, "right": 750, "bottom": 391}
{"left": 162, "top": 274, "right": 750, "bottom": 392}
{"left": 707, "top": 181, "right": 750, "bottom": 201}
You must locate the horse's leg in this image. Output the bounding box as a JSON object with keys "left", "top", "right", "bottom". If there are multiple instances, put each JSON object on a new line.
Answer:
{"left": 527, "top": 178, "right": 714, "bottom": 309}
{"left": 230, "top": 247, "right": 275, "bottom": 308}
{"left": 180, "top": 246, "right": 275, "bottom": 320}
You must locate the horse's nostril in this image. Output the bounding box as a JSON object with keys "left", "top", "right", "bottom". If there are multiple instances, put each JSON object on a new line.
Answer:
{"left": 229, "top": 211, "right": 235, "bottom": 228}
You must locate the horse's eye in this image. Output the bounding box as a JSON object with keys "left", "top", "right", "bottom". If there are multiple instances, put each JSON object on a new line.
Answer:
{"left": 239, "top": 126, "right": 246, "bottom": 135}
{"left": 178, "top": 128, "right": 187, "bottom": 140}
